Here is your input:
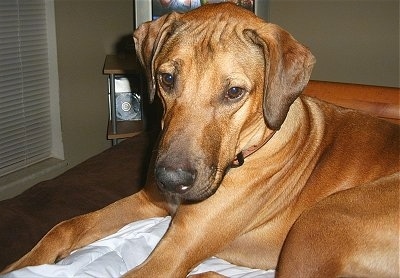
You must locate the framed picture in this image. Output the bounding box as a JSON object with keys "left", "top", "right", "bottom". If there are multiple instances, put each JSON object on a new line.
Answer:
{"left": 152, "top": 0, "right": 254, "bottom": 19}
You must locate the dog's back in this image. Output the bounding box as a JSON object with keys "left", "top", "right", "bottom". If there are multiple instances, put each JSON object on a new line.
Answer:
{"left": 275, "top": 96, "right": 399, "bottom": 277}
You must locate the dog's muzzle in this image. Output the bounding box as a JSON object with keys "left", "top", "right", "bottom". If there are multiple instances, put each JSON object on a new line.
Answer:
{"left": 155, "top": 166, "right": 196, "bottom": 194}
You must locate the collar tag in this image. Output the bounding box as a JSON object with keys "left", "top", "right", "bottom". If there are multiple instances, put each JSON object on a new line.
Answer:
{"left": 231, "top": 151, "right": 244, "bottom": 168}
{"left": 231, "top": 131, "right": 276, "bottom": 168}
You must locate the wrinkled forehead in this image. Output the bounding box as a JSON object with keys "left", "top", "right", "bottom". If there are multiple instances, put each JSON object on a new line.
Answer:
{"left": 156, "top": 19, "right": 263, "bottom": 71}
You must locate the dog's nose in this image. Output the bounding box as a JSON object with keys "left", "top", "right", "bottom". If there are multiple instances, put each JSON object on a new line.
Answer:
{"left": 155, "top": 166, "right": 196, "bottom": 194}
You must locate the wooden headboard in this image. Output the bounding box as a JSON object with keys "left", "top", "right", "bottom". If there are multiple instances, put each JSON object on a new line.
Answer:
{"left": 303, "top": 80, "right": 400, "bottom": 124}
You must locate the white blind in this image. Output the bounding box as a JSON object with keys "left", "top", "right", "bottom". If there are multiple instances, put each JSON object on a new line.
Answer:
{"left": 0, "top": 0, "right": 52, "bottom": 176}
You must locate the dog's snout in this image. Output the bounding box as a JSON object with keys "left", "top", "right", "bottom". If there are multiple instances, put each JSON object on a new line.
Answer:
{"left": 155, "top": 166, "right": 196, "bottom": 194}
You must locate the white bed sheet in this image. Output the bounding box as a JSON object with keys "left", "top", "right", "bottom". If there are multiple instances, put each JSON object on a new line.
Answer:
{"left": 2, "top": 217, "right": 275, "bottom": 278}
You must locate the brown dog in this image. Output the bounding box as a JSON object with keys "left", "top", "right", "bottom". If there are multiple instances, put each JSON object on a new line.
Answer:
{"left": 2, "top": 3, "right": 399, "bottom": 277}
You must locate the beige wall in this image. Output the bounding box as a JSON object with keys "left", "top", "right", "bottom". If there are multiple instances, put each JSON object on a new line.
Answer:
{"left": 55, "top": 0, "right": 134, "bottom": 167}
{"left": 268, "top": 0, "right": 399, "bottom": 87}
{"left": 0, "top": 0, "right": 135, "bottom": 200}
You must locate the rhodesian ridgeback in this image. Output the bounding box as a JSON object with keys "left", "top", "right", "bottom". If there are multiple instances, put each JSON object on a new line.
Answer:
{"left": 2, "top": 3, "right": 399, "bottom": 277}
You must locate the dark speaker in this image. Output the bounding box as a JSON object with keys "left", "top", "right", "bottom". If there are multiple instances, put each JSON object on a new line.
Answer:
{"left": 115, "top": 92, "right": 141, "bottom": 121}
{"left": 113, "top": 76, "right": 142, "bottom": 121}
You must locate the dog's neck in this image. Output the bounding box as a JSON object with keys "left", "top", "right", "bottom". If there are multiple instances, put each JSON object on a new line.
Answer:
{"left": 232, "top": 130, "right": 276, "bottom": 167}
{"left": 230, "top": 98, "right": 310, "bottom": 167}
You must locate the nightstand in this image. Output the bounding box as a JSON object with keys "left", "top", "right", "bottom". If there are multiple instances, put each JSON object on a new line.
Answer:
{"left": 103, "top": 54, "right": 145, "bottom": 145}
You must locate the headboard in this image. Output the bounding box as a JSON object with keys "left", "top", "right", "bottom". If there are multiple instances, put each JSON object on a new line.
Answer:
{"left": 304, "top": 80, "right": 400, "bottom": 124}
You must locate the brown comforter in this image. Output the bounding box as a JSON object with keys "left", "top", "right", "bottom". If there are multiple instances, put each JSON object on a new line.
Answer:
{"left": 0, "top": 132, "right": 156, "bottom": 269}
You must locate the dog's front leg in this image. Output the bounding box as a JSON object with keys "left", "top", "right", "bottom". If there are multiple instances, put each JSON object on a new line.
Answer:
{"left": 1, "top": 189, "right": 168, "bottom": 274}
{"left": 124, "top": 190, "right": 250, "bottom": 278}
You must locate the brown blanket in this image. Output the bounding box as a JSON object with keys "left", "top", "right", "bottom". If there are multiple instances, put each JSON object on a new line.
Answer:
{"left": 0, "top": 132, "right": 156, "bottom": 269}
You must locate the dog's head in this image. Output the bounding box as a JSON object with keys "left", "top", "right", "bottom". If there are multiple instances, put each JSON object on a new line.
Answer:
{"left": 134, "top": 3, "right": 315, "bottom": 202}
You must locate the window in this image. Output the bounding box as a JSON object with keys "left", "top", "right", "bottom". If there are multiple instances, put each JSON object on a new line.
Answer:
{"left": 0, "top": 0, "right": 63, "bottom": 177}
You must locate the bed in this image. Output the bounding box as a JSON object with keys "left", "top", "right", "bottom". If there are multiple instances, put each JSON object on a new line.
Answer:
{"left": 0, "top": 80, "right": 398, "bottom": 277}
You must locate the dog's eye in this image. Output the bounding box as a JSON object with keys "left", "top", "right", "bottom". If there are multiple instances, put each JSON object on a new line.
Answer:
{"left": 226, "top": 87, "right": 245, "bottom": 100}
{"left": 159, "top": 73, "right": 174, "bottom": 90}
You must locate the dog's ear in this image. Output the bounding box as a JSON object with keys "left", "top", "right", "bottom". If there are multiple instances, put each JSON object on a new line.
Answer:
{"left": 133, "top": 12, "right": 182, "bottom": 102}
{"left": 244, "top": 24, "right": 316, "bottom": 130}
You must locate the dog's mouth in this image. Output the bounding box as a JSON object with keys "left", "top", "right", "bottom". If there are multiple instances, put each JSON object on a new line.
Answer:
{"left": 157, "top": 180, "right": 192, "bottom": 195}
{"left": 162, "top": 184, "right": 219, "bottom": 203}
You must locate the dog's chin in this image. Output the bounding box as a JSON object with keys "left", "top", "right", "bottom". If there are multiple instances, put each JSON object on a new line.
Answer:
{"left": 181, "top": 185, "right": 219, "bottom": 203}
{"left": 158, "top": 182, "right": 220, "bottom": 203}
{"left": 179, "top": 164, "right": 229, "bottom": 202}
